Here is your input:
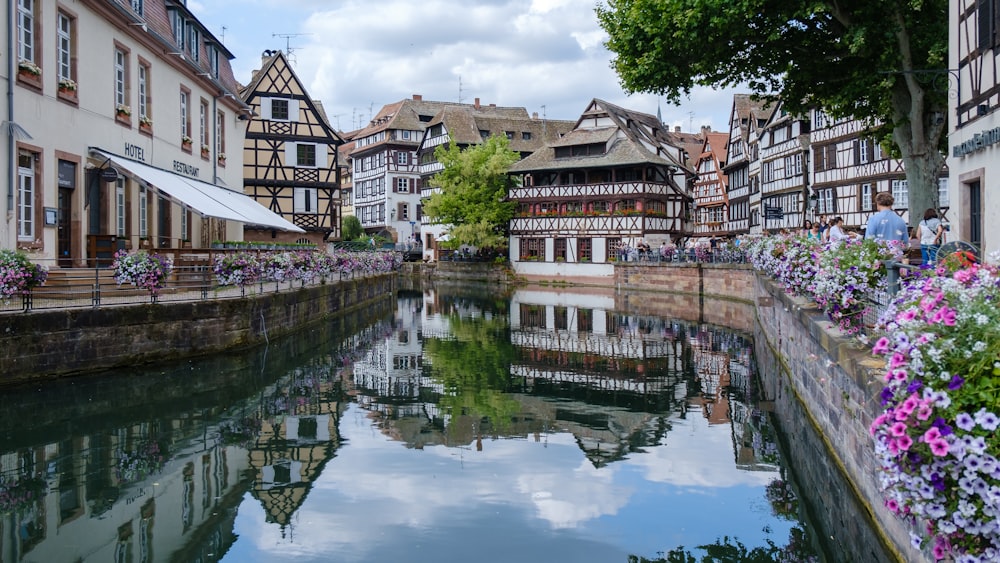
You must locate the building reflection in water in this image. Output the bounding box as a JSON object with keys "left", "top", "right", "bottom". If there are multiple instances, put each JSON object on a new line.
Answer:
{"left": 0, "top": 288, "right": 794, "bottom": 561}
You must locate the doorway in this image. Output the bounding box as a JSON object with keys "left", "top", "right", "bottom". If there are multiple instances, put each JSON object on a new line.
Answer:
{"left": 58, "top": 188, "right": 73, "bottom": 267}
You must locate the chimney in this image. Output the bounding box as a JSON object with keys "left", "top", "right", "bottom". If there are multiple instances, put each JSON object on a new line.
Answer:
{"left": 412, "top": 94, "right": 422, "bottom": 101}
{"left": 674, "top": 126, "right": 681, "bottom": 132}
{"left": 474, "top": 97, "right": 480, "bottom": 109}
{"left": 701, "top": 125, "right": 711, "bottom": 133}
{"left": 532, "top": 112, "right": 539, "bottom": 120}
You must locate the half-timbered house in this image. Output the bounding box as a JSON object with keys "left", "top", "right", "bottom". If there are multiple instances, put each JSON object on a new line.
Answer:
{"left": 692, "top": 130, "right": 730, "bottom": 238}
{"left": 350, "top": 95, "right": 459, "bottom": 242}
{"left": 758, "top": 102, "right": 811, "bottom": 232}
{"left": 337, "top": 139, "right": 356, "bottom": 220}
{"left": 948, "top": 0, "right": 999, "bottom": 255}
{"left": 5, "top": 0, "right": 301, "bottom": 266}
{"left": 507, "top": 99, "right": 694, "bottom": 280}
{"left": 808, "top": 111, "right": 943, "bottom": 231}
{"left": 240, "top": 50, "right": 344, "bottom": 244}
{"left": 416, "top": 100, "right": 574, "bottom": 261}
{"left": 724, "top": 95, "right": 774, "bottom": 236}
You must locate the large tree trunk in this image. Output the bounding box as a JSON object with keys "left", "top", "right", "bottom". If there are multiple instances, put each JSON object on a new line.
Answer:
{"left": 889, "top": 12, "right": 947, "bottom": 231}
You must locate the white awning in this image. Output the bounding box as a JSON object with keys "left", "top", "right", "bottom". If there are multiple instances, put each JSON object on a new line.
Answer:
{"left": 92, "top": 148, "right": 305, "bottom": 233}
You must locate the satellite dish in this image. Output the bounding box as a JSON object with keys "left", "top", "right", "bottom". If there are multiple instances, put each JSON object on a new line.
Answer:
{"left": 937, "top": 240, "right": 979, "bottom": 266}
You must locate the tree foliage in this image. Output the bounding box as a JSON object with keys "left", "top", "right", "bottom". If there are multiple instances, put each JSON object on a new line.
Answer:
{"left": 596, "top": 0, "right": 948, "bottom": 228}
{"left": 422, "top": 135, "right": 520, "bottom": 250}
{"left": 341, "top": 215, "right": 364, "bottom": 241}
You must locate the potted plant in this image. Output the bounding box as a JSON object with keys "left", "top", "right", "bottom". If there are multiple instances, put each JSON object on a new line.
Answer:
{"left": 181, "top": 135, "right": 193, "bottom": 149}
{"left": 111, "top": 249, "right": 174, "bottom": 297}
{"left": 17, "top": 60, "right": 40, "bottom": 78}
{"left": 201, "top": 144, "right": 210, "bottom": 158}
{"left": 115, "top": 104, "right": 131, "bottom": 118}
{"left": 58, "top": 78, "right": 77, "bottom": 93}
{"left": 217, "top": 153, "right": 227, "bottom": 165}
{"left": 0, "top": 249, "right": 48, "bottom": 302}
{"left": 139, "top": 115, "right": 153, "bottom": 130}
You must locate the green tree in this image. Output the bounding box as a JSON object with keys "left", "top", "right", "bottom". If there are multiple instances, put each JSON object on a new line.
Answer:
{"left": 597, "top": 0, "right": 947, "bottom": 230}
{"left": 422, "top": 134, "right": 520, "bottom": 250}
{"left": 341, "top": 215, "right": 364, "bottom": 241}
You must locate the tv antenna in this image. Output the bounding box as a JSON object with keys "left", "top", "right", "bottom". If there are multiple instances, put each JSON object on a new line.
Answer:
{"left": 272, "top": 33, "right": 312, "bottom": 65}
{"left": 458, "top": 75, "right": 464, "bottom": 104}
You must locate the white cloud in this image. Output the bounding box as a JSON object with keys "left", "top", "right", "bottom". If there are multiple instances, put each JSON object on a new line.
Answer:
{"left": 191, "top": 0, "right": 738, "bottom": 132}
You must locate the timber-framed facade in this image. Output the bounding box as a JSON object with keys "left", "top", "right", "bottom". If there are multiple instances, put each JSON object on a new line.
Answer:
{"left": 416, "top": 100, "right": 574, "bottom": 261}
{"left": 808, "top": 111, "right": 944, "bottom": 230}
{"left": 724, "top": 95, "right": 774, "bottom": 236}
{"left": 507, "top": 99, "right": 693, "bottom": 278}
{"left": 692, "top": 131, "right": 730, "bottom": 238}
{"left": 948, "top": 0, "right": 999, "bottom": 255}
{"left": 758, "top": 102, "right": 811, "bottom": 233}
{"left": 241, "top": 50, "right": 344, "bottom": 244}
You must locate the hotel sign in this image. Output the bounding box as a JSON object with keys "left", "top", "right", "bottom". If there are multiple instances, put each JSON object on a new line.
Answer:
{"left": 952, "top": 126, "right": 1000, "bottom": 157}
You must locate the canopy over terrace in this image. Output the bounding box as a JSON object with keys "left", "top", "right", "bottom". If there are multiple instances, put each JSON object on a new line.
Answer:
{"left": 91, "top": 148, "right": 304, "bottom": 233}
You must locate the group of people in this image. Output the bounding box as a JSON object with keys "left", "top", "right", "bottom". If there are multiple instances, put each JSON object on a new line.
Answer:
{"left": 795, "top": 192, "right": 946, "bottom": 264}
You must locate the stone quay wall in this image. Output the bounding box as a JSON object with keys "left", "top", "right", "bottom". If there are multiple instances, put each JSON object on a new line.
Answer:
{"left": 752, "top": 275, "right": 920, "bottom": 562}
{"left": 0, "top": 273, "right": 396, "bottom": 385}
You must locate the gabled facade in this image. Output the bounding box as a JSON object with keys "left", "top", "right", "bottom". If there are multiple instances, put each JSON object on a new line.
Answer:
{"left": 241, "top": 50, "right": 344, "bottom": 244}
{"left": 746, "top": 108, "right": 771, "bottom": 234}
{"left": 808, "top": 111, "right": 936, "bottom": 230}
{"left": 3, "top": 0, "right": 299, "bottom": 266}
{"left": 415, "top": 100, "right": 574, "bottom": 261}
{"left": 948, "top": 0, "right": 999, "bottom": 255}
{"left": 507, "top": 99, "right": 693, "bottom": 280}
{"left": 724, "top": 95, "right": 774, "bottom": 235}
{"left": 692, "top": 130, "right": 730, "bottom": 238}
{"left": 758, "top": 102, "right": 811, "bottom": 232}
{"left": 350, "top": 95, "right": 456, "bottom": 241}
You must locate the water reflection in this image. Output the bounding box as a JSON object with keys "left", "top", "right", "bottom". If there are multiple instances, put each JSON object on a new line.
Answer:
{"left": 0, "top": 287, "right": 828, "bottom": 562}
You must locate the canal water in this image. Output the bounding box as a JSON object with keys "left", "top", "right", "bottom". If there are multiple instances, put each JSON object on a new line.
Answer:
{"left": 0, "top": 285, "right": 886, "bottom": 562}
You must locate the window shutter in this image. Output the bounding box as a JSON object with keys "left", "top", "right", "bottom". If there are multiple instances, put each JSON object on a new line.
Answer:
{"left": 317, "top": 144, "right": 328, "bottom": 168}
{"left": 853, "top": 140, "right": 860, "bottom": 164}
{"left": 866, "top": 141, "right": 875, "bottom": 163}
{"left": 415, "top": 178, "right": 421, "bottom": 191}
{"left": 980, "top": 0, "right": 994, "bottom": 51}
{"left": 397, "top": 202, "right": 404, "bottom": 220}
{"left": 814, "top": 147, "right": 824, "bottom": 171}
{"left": 293, "top": 188, "right": 304, "bottom": 213}
{"left": 289, "top": 100, "right": 299, "bottom": 122}
{"left": 260, "top": 98, "right": 272, "bottom": 121}
{"left": 285, "top": 142, "right": 297, "bottom": 167}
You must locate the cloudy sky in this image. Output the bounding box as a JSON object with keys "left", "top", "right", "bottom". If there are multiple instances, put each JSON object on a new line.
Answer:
{"left": 189, "top": 0, "right": 738, "bottom": 133}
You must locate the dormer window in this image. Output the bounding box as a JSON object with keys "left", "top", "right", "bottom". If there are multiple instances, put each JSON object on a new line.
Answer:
{"left": 130, "top": 0, "right": 143, "bottom": 16}
{"left": 170, "top": 11, "right": 184, "bottom": 48}
{"left": 479, "top": 130, "right": 489, "bottom": 140}
{"left": 187, "top": 24, "right": 199, "bottom": 62}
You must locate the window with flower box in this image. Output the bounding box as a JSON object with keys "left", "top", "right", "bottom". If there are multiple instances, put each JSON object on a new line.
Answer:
{"left": 114, "top": 47, "right": 130, "bottom": 120}
{"left": 577, "top": 238, "right": 592, "bottom": 262}
{"left": 180, "top": 88, "right": 191, "bottom": 148}
{"left": 519, "top": 238, "right": 543, "bottom": 261}
{"left": 199, "top": 99, "right": 209, "bottom": 156}
{"left": 216, "top": 110, "right": 225, "bottom": 163}
{"left": 138, "top": 61, "right": 151, "bottom": 128}
{"left": 57, "top": 11, "right": 77, "bottom": 97}
{"left": 17, "top": 0, "right": 35, "bottom": 66}
{"left": 554, "top": 238, "right": 567, "bottom": 261}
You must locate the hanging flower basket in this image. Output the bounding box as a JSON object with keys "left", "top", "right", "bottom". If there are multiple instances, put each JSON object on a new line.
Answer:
{"left": 111, "top": 249, "right": 173, "bottom": 297}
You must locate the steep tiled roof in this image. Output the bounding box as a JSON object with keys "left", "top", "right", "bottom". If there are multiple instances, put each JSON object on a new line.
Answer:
{"left": 510, "top": 98, "right": 692, "bottom": 175}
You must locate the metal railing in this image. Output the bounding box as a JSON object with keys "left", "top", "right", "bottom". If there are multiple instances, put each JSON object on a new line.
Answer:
{"left": 1, "top": 265, "right": 379, "bottom": 314}
{"left": 861, "top": 259, "right": 922, "bottom": 333}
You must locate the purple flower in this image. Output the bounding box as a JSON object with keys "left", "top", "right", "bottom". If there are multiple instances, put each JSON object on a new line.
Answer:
{"left": 948, "top": 375, "right": 965, "bottom": 391}
{"left": 956, "top": 412, "right": 976, "bottom": 432}
{"left": 906, "top": 380, "right": 923, "bottom": 394}
{"left": 975, "top": 409, "right": 1000, "bottom": 431}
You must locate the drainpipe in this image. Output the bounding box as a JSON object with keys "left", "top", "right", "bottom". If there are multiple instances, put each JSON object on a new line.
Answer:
{"left": 6, "top": 0, "right": 14, "bottom": 221}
